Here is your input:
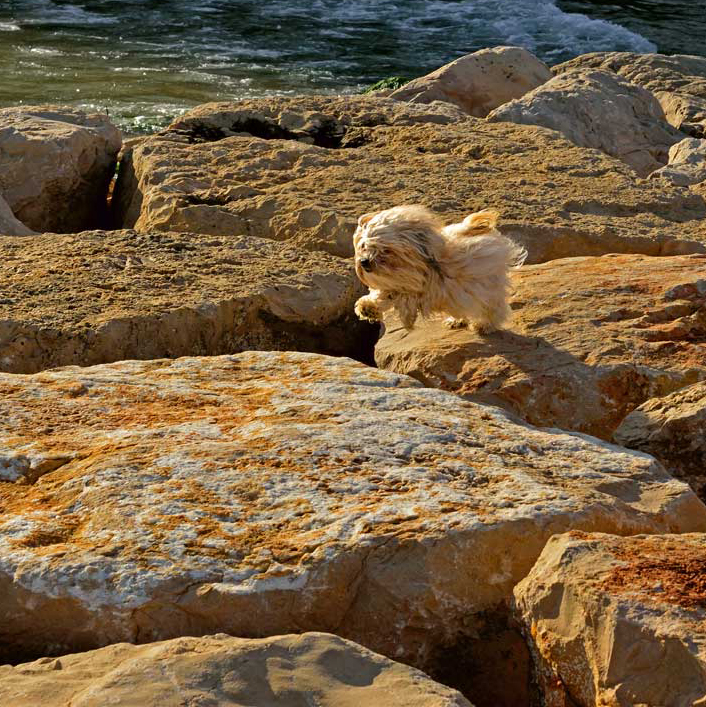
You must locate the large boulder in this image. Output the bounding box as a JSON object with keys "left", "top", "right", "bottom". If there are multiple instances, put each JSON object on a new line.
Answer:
{"left": 113, "top": 96, "right": 706, "bottom": 262}
{"left": 0, "top": 106, "right": 121, "bottom": 232}
{"left": 615, "top": 380, "right": 706, "bottom": 502}
{"left": 387, "top": 46, "right": 552, "bottom": 117}
{"left": 650, "top": 137, "right": 706, "bottom": 187}
{"left": 0, "top": 632, "right": 472, "bottom": 707}
{"left": 514, "top": 532, "right": 706, "bottom": 707}
{"left": 375, "top": 253, "right": 706, "bottom": 440}
{"left": 554, "top": 51, "right": 706, "bottom": 138}
{"left": 487, "top": 69, "right": 684, "bottom": 177}
{"left": 0, "top": 230, "right": 374, "bottom": 374}
{"left": 0, "top": 352, "right": 704, "bottom": 707}
{"left": 0, "top": 192, "right": 35, "bottom": 236}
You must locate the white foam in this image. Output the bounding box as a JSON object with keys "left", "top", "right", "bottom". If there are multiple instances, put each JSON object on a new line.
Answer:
{"left": 0, "top": 22, "right": 20, "bottom": 31}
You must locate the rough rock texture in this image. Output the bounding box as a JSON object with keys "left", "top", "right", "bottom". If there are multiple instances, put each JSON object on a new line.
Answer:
{"left": 0, "top": 230, "right": 375, "bottom": 374}
{"left": 387, "top": 46, "right": 551, "bottom": 117}
{"left": 554, "top": 51, "right": 706, "bottom": 138}
{"left": 0, "top": 352, "right": 704, "bottom": 704}
{"left": 0, "top": 106, "right": 121, "bottom": 232}
{"left": 112, "top": 96, "right": 706, "bottom": 261}
{"left": 615, "top": 381, "right": 706, "bottom": 502}
{"left": 0, "top": 632, "right": 472, "bottom": 707}
{"left": 514, "top": 532, "right": 706, "bottom": 707}
{"left": 376, "top": 253, "right": 706, "bottom": 441}
{"left": 0, "top": 192, "right": 35, "bottom": 236}
{"left": 651, "top": 137, "right": 706, "bottom": 187}
{"left": 487, "top": 69, "right": 684, "bottom": 176}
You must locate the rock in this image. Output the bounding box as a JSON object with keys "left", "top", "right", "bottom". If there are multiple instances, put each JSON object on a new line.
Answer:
{"left": 487, "top": 69, "right": 684, "bottom": 177}
{"left": 0, "top": 230, "right": 375, "bottom": 374}
{"left": 0, "top": 632, "right": 472, "bottom": 707}
{"left": 651, "top": 137, "right": 706, "bottom": 187}
{"left": 113, "top": 96, "right": 706, "bottom": 262}
{"left": 614, "top": 380, "right": 706, "bottom": 502}
{"left": 0, "top": 106, "right": 121, "bottom": 233}
{"left": 375, "top": 253, "right": 706, "bottom": 441}
{"left": 0, "top": 352, "right": 704, "bottom": 705}
{"left": 554, "top": 51, "right": 706, "bottom": 137}
{"left": 514, "top": 531, "right": 706, "bottom": 707}
{"left": 0, "top": 193, "right": 35, "bottom": 236}
{"left": 387, "top": 46, "right": 551, "bottom": 118}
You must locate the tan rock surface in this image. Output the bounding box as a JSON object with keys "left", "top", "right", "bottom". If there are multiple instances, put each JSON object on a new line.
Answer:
{"left": 0, "top": 106, "right": 121, "bottom": 232}
{"left": 0, "top": 352, "right": 704, "bottom": 685}
{"left": 614, "top": 380, "right": 706, "bottom": 502}
{"left": 0, "top": 230, "right": 374, "bottom": 374}
{"left": 651, "top": 137, "right": 706, "bottom": 187}
{"left": 113, "top": 96, "right": 706, "bottom": 262}
{"left": 514, "top": 532, "right": 706, "bottom": 707}
{"left": 375, "top": 253, "right": 706, "bottom": 440}
{"left": 387, "top": 46, "right": 552, "bottom": 117}
{"left": 0, "top": 632, "right": 472, "bottom": 707}
{"left": 0, "top": 193, "right": 35, "bottom": 236}
{"left": 554, "top": 51, "right": 706, "bottom": 137}
{"left": 487, "top": 69, "right": 684, "bottom": 176}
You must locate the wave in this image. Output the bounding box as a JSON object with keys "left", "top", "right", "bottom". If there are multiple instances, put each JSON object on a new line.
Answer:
{"left": 13, "top": 0, "right": 118, "bottom": 26}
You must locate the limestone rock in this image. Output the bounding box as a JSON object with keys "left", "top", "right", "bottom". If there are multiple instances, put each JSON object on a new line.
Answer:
{"left": 0, "top": 230, "right": 374, "bottom": 374}
{"left": 0, "top": 106, "right": 121, "bottom": 232}
{"left": 614, "top": 380, "right": 706, "bottom": 502}
{"left": 554, "top": 51, "right": 706, "bottom": 137}
{"left": 375, "top": 253, "right": 706, "bottom": 440}
{"left": 0, "top": 193, "right": 35, "bottom": 236}
{"left": 487, "top": 69, "right": 684, "bottom": 176}
{"left": 514, "top": 532, "right": 706, "bottom": 707}
{"left": 387, "top": 46, "right": 551, "bottom": 118}
{"left": 113, "top": 96, "right": 706, "bottom": 261}
{"left": 0, "top": 632, "right": 472, "bottom": 707}
{"left": 651, "top": 137, "right": 706, "bottom": 187}
{"left": 0, "top": 352, "right": 704, "bottom": 690}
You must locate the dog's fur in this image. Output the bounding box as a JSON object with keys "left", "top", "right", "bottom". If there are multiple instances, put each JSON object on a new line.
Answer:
{"left": 353, "top": 205, "right": 526, "bottom": 332}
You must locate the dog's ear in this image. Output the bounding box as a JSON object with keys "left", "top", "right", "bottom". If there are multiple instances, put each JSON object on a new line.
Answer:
{"left": 408, "top": 229, "right": 444, "bottom": 276}
{"left": 358, "top": 212, "right": 376, "bottom": 227}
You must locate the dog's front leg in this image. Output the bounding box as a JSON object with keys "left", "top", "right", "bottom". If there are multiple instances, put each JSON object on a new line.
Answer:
{"left": 393, "top": 294, "right": 419, "bottom": 330}
{"left": 355, "top": 289, "right": 393, "bottom": 322}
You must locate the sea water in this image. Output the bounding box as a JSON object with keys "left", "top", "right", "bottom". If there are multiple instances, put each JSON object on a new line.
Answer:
{"left": 0, "top": 0, "right": 702, "bottom": 132}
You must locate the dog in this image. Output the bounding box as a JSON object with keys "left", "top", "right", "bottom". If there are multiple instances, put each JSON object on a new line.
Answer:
{"left": 353, "top": 205, "right": 526, "bottom": 333}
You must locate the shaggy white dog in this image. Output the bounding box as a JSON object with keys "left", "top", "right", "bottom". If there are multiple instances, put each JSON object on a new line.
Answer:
{"left": 353, "top": 205, "right": 526, "bottom": 332}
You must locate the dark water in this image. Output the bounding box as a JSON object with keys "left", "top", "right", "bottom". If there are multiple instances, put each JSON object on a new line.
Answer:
{"left": 559, "top": 1, "right": 706, "bottom": 57}
{"left": 0, "top": 0, "right": 703, "bottom": 132}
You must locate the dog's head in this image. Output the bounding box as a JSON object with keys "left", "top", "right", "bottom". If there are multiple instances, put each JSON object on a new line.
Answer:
{"left": 352, "top": 205, "right": 444, "bottom": 292}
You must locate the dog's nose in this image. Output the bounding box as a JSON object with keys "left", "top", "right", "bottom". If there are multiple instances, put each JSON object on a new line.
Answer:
{"left": 359, "top": 258, "right": 373, "bottom": 272}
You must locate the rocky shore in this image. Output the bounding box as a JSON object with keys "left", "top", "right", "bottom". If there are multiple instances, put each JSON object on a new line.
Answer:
{"left": 1, "top": 46, "right": 705, "bottom": 707}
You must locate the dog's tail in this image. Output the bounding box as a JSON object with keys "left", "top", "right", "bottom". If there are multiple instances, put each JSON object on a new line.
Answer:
{"left": 443, "top": 209, "right": 499, "bottom": 238}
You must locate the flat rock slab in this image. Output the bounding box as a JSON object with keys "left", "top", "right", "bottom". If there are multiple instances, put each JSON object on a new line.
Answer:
{"left": 0, "top": 632, "right": 471, "bottom": 707}
{"left": 376, "top": 254, "right": 706, "bottom": 440}
{"left": 554, "top": 51, "right": 706, "bottom": 138}
{"left": 488, "top": 69, "right": 684, "bottom": 177}
{"left": 113, "top": 96, "right": 706, "bottom": 262}
{"left": 615, "top": 380, "right": 706, "bottom": 502}
{"left": 388, "top": 46, "right": 551, "bottom": 117}
{"left": 515, "top": 532, "right": 706, "bottom": 707}
{"left": 0, "top": 106, "right": 121, "bottom": 233}
{"left": 1, "top": 352, "right": 704, "bottom": 678}
{"left": 0, "top": 230, "right": 374, "bottom": 373}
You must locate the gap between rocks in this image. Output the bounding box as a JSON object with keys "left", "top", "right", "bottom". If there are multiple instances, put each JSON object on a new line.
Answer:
{"left": 171, "top": 116, "right": 371, "bottom": 149}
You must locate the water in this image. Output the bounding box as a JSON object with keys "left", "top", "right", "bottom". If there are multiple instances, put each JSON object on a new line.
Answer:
{"left": 0, "top": 0, "right": 702, "bottom": 133}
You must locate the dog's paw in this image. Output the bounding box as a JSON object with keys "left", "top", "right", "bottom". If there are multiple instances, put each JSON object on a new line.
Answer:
{"left": 355, "top": 298, "right": 381, "bottom": 322}
{"left": 443, "top": 317, "right": 468, "bottom": 330}
{"left": 472, "top": 321, "right": 497, "bottom": 335}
